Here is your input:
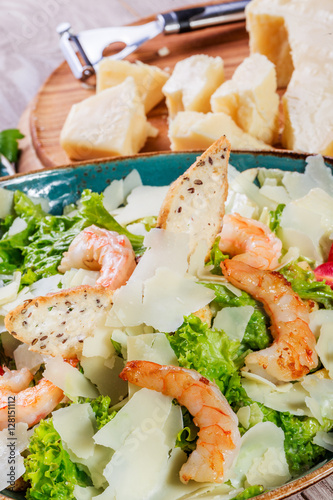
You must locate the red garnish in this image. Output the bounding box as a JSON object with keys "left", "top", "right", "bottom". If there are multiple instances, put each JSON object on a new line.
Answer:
{"left": 314, "top": 262, "right": 333, "bottom": 290}
{"left": 0, "top": 365, "right": 4, "bottom": 376}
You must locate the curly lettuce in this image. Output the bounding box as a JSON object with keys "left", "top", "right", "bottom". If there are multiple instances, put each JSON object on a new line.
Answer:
{"left": 24, "top": 419, "right": 91, "bottom": 500}
{"left": 0, "top": 189, "right": 144, "bottom": 284}
{"left": 280, "top": 261, "right": 333, "bottom": 309}
{"left": 205, "top": 283, "right": 271, "bottom": 352}
{"left": 167, "top": 315, "right": 249, "bottom": 408}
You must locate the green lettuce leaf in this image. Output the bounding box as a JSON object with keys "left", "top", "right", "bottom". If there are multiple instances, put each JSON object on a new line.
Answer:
{"left": 78, "top": 190, "right": 144, "bottom": 252}
{"left": 206, "top": 237, "right": 229, "bottom": 275}
{"left": 0, "top": 189, "right": 144, "bottom": 284}
{"left": 79, "top": 395, "right": 117, "bottom": 430}
{"left": 280, "top": 261, "right": 333, "bottom": 309}
{"left": 231, "top": 485, "right": 264, "bottom": 500}
{"left": 167, "top": 315, "right": 249, "bottom": 407}
{"left": 205, "top": 283, "right": 271, "bottom": 351}
{"left": 0, "top": 129, "right": 24, "bottom": 163}
{"left": 24, "top": 419, "right": 91, "bottom": 500}
{"left": 269, "top": 203, "right": 285, "bottom": 233}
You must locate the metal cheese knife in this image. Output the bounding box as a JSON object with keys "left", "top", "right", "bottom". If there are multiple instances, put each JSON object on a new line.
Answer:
{"left": 57, "top": 0, "right": 250, "bottom": 81}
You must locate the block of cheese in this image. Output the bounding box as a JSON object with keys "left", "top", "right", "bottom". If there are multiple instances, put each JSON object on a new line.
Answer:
{"left": 282, "top": 67, "right": 333, "bottom": 156}
{"left": 246, "top": 0, "right": 333, "bottom": 155}
{"left": 96, "top": 59, "right": 169, "bottom": 113}
{"left": 245, "top": 0, "right": 293, "bottom": 88}
{"left": 169, "top": 111, "right": 272, "bottom": 151}
{"left": 162, "top": 54, "right": 225, "bottom": 118}
{"left": 246, "top": 0, "right": 333, "bottom": 87}
{"left": 60, "top": 77, "right": 157, "bottom": 161}
{"left": 211, "top": 54, "right": 279, "bottom": 145}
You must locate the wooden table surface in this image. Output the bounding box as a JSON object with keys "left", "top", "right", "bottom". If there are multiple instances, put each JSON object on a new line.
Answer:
{"left": 1, "top": 1, "right": 333, "bottom": 499}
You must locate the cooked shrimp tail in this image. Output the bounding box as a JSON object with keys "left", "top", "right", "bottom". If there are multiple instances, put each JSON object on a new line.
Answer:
{"left": 219, "top": 213, "right": 282, "bottom": 270}
{"left": 59, "top": 224, "right": 136, "bottom": 289}
{"left": 0, "top": 373, "right": 64, "bottom": 430}
{"left": 221, "top": 259, "right": 318, "bottom": 382}
{"left": 120, "top": 360, "right": 241, "bottom": 484}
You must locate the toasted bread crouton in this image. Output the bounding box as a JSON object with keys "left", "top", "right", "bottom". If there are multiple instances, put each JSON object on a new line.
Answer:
{"left": 193, "top": 305, "right": 213, "bottom": 327}
{"left": 157, "top": 135, "right": 230, "bottom": 256}
{"left": 5, "top": 286, "right": 114, "bottom": 358}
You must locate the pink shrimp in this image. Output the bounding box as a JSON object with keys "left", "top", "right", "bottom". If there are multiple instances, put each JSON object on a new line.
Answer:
{"left": 219, "top": 213, "right": 282, "bottom": 270}
{"left": 0, "top": 370, "right": 64, "bottom": 430}
{"left": 120, "top": 360, "right": 241, "bottom": 484}
{"left": 221, "top": 259, "right": 318, "bottom": 382}
{"left": 58, "top": 224, "right": 136, "bottom": 289}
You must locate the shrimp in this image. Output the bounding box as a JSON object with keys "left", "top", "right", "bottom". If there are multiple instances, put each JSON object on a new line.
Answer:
{"left": 58, "top": 224, "right": 136, "bottom": 289}
{"left": 0, "top": 370, "right": 64, "bottom": 430}
{"left": 219, "top": 213, "right": 282, "bottom": 270}
{"left": 221, "top": 259, "right": 318, "bottom": 382}
{"left": 120, "top": 360, "right": 241, "bottom": 484}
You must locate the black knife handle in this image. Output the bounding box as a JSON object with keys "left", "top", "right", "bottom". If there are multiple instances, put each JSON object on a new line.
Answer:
{"left": 158, "top": 1, "right": 250, "bottom": 34}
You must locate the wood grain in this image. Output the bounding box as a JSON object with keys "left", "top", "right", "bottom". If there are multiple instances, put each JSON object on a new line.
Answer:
{"left": 28, "top": 18, "right": 250, "bottom": 170}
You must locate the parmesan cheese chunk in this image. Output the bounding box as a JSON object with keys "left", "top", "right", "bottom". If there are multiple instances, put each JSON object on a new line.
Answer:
{"left": 169, "top": 111, "right": 272, "bottom": 152}
{"left": 211, "top": 54, "right": 279, "bottom": 145}
{"left": 162, "top": 54, "right": 225, "bottom": 118}
{"left": 282, "top": 68, "right": 333, "bottom": 155}
{"left": 60, "top": 77, "right": 156, "bottom": 160}
{"left": 97, "top": 59, "right": 169, "bottom": 113}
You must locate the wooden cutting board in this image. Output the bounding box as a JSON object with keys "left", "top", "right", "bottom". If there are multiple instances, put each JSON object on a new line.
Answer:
{"left": 19, "top": 15, "right": 251, "bottom": 172}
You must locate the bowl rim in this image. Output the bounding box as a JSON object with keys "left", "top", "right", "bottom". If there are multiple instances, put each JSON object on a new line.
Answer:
{"left": 1, "top": 148, "right": 333, "bottom": 500}
{"left": 7, "top": 148, "right": 333, "bottom": 182}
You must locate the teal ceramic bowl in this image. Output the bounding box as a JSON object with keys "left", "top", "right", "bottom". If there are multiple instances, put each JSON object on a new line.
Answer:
{"left": 1, "top": 150, "right": 333, "bottom": 500}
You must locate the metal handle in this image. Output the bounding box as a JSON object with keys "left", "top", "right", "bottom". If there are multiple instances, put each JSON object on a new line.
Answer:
{"left": 158, "top": 0, "right": 250, "bottom": 34}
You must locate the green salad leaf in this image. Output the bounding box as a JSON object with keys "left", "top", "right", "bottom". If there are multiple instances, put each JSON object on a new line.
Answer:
{"left": 205, "top": 283, "right": 271, "bottom": 351}
{"left": 231, "top": 485, "right": 264, "bottom": 500}
{"left": 206, "top": 237, "right": 229, "bottom": 275}
{"left": 269, "top": 203, "right": 285, "bottom": 233}
{"left": 80, "top": 395, "right": 117, "bottom": 430}
{"left": 167, "top": 315, "right": 249, "bottom": 408}
{"left": 24, "top": 419, "right": 91, "bottom": 500}
{"left": 280, "top": 261, "right": 333, "bottom": 309}
{"left": 0, "top": 189, "right": 144, "bottom": 284}
{"left": 0, "top": 128, "right": 24, "bottom": 163}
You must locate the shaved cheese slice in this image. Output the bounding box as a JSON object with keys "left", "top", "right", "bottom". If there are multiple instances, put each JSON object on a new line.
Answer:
{"left": 113, "top": 185, "right": 169, "bottom": 225}
{"left": 127, "top": 333, "right": 178, "bottom": 366}
{"left": 241, "top": 376, "right": 311, "bottom": 416}
{"left": 109, "top": 267, "right": 214, "bottom": 332}
{"left": 95, "top": 395, "right": 183, "bottom": 500}
{"left": 61, "top": 269, "right": 100, "bottom": 289}
{"left": 0, "top": 187, "right": 14, "bottom": 219}
{"left": 0, "top": 272, "right": 21, "bottom": 306}
{"left": 54, "top": 408, "right": 112, "bottom": 489}
{"left": 310, "top": 310, "right": 333, "bottom": 337}
{"left": 0, "top": 287, "right": 33, "bottom": 316}
{"left": 230, "top": 421, "right": 290, "bottom": 489}
{"left": 213, "top": 306, "right": 254, "bottom": 341}
{"left": 44, "top": 356, "right": 98, "bottom": 399}
{"left": 53, "top": 404, "right": 96, "bottom": 459}
{"left": 7, "top": 217, "right": 27, "bottom": 236}
{"left": 14, "top": 343, "right": 43, "bottom": 372}
{"left": 313, "top": 431, "right": 333, "bottom": 452}
{"left": 315, "top": 323, "right": 333, "bottom": 378}
{"left": 82, "top": 325, "right": 115, "bottom": 359}
{"left": 301, "top": 374, "right": 333, "bottom": 424}
{"left": 80, "top": 355, "right": 127, "bottom": 403}
{"left": 103, "top": 169, "right": 142, "bottom": 213}
{"left": 74, "top": 485, "right": 101, "bottom": 500}
{"left": 142, "top": 268, "right": 215, "bottom": 332}
{"left": 94, "top": 388, "right": 174, "bottom": 450}
{"left": 127, "top": 333, "right": 178, "bottom": 397}
{"left": 130, "top": 228, "right": 189, "bottom": 283}
{"left": 30, "top": 274, "right": 63, "bottom": 296}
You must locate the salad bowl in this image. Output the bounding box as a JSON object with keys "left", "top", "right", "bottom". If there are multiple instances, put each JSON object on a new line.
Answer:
{"left": 0, "top": 149, "right": 333, "bottom": 500}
